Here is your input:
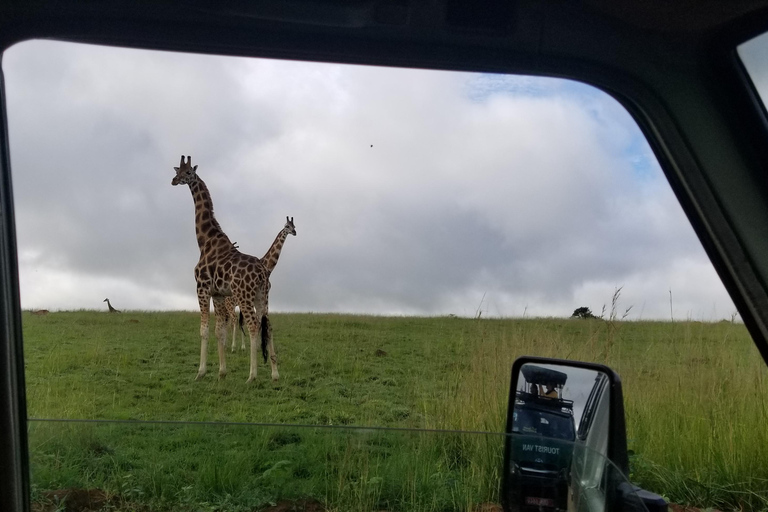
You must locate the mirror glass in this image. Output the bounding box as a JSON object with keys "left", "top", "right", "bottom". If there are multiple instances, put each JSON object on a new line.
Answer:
{"left": 505, "top": 362, "right": 618, "bottom": 512}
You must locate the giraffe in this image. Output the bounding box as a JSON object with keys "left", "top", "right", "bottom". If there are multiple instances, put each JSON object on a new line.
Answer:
{"left": 170, "top": 154, "right": 239, "bottom": 352}
{"left": 103, "top": 298, "right": 121, "bottom": 313}
{"left": 227, "top": 216, "right": 297, "bottom": 352}
{"left": 172, "top": 155, "right": 278, "bottom": 382}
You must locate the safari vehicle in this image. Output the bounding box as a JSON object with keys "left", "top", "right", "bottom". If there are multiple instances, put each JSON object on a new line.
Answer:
{"left": 508, "top": 365, "right": 576, "bottom": 511}
{"left": 3, "top": 1, "right": 768, "bottom": 512}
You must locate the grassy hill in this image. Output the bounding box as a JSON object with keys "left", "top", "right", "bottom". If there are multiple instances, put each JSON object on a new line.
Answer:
{"left": 22, "top": 311, "right": 768, "bottom": 511}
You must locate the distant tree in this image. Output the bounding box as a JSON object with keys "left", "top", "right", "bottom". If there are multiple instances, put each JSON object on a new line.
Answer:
{"left": 571, "top": 306, "right": 597, "bottom": 319}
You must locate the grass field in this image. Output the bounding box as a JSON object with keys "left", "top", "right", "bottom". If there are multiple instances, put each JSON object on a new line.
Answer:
{"left": 21, "top": 311, "right": 768, "bottom": 511}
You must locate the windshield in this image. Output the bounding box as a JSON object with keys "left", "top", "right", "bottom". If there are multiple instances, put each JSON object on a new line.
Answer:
{"left": 4, "top": 39, "right": 764, "bottom": 512}
{"left": 512, "top": 407, "right": 575, "bottom": 441}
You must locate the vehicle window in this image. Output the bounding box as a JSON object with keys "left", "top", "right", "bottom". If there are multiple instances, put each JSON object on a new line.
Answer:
{"left": 512, "top": 408, "right": 575, "bottom": 441}
{"left": 739, "top": 32, "right": 768, "bottom": 105}
{"left": 575, "top": 378, "right": 609, "bottom": 491}
{"left": 4, "top": 39, "right": 766, "bottom": 512}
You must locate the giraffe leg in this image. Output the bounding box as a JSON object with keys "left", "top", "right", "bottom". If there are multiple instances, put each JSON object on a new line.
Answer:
{"left": 223, "top": 301, "right": 228, "bottom": 350}
{"left": 241, "top": 305, "right": 261, "bottom": 383}
{"left": 264, "top": 314, "right": 279, "bottom": 381}
{"left": 230, "top": 319, "right": 236, "bottom": 353}
{"left": 196, "top": 288, "right": 211, "bottom": 381}
{"left": 263, "top": 296, "right": 278, "bottom": 380}
{"left": 240, "top": 307, "right": 247, "bottom": 351}
{"left": 212, "top": 296, "right": 228, "bottom": 379}
{"left": 226, "top": 299, "right": 237, "bottom": 353}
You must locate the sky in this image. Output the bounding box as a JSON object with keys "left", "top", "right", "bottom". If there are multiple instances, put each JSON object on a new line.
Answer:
{"left": 0, "top": 39, "right": 742, "bottom": 319}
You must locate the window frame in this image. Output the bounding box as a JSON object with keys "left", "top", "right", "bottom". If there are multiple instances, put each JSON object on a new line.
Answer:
{"left": 4, "top": 3, "right": 768, "bottom": 511}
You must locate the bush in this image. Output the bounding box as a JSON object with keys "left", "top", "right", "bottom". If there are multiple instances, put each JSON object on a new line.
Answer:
{"left": 571, "top": 307, "right": 597, "bottom": 319}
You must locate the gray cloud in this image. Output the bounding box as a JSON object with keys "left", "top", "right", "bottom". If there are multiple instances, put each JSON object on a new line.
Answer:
{"left": 3, "top": 40, "right": 735, "bottom": 319}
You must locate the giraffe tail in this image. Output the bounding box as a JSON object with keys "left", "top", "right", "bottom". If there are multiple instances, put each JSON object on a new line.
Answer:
{"left": 260, "top": 315, "right": 269, "bottom": 363}
{"left": 238, "top": 310, "right": 246, "bottom": 336}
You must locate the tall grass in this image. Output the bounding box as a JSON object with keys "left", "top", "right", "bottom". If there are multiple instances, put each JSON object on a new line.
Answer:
{"left": 22, "top": 311, "right": 768, "bottom": 511}
{"left": 435, "top": 317, "right": 768, "bottom": 511}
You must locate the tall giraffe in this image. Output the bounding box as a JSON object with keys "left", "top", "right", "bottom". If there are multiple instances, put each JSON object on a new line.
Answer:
{"left": 103, "top": 298, "right": 121, "bottom": 313}
{"left": 227, "top": 217, "right": 297, "bottom": 352}
{"left": 170, "top": 155, "right": 236, "bottom": 362}
{"left": 172, "top": 155, "right": 278, "bottom": 382}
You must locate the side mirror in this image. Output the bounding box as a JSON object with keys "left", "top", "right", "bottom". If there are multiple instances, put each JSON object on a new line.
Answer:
{"left": 501, "top": 356, "right": 667, "bottom": 512}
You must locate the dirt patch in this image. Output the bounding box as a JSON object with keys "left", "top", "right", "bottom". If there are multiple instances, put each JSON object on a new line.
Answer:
{"left": 33, "top": 489, "right": 111, "bottom": 512}
{"left": 261, "top": 498, "right": 326, "bottom": 512}
{"left": 473, "top": 503, "right": 503, "bottom": 512}
{"left": 374, "top": 349, "right": 388, "bottom": 357}
{"left": 32, "top": 489, "right": 149, "bottom": 512}
{"left": 669, "top": 505, "right": 722, "bottom": 512}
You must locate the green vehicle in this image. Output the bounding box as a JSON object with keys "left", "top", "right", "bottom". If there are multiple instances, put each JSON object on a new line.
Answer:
{"left": 508, "top": 365, "right": 576, "bottom": 511}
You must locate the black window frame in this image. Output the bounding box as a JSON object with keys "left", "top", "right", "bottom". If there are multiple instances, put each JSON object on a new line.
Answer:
{"left": 4, "top": 3, "right": 768, "bottom": 510}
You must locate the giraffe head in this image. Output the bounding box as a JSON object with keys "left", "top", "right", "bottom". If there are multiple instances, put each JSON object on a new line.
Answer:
{"left": 284, "top": 216, "right": 297, "bottom": 236}
{"left": 172, "top": 155, "right": 198, "bottom": 186}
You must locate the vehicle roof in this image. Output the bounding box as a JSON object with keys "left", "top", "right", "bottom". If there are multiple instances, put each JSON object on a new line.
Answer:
{"left": 3, "top": 1, "right": 768, "bottom": 510}
{"left": 521, "top": 365, "right": 568, "bottom": 386}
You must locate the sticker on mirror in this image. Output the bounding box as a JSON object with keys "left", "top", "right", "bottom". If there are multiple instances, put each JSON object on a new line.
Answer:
{"left": 521, "top": 444, "right": 561, "bottom": 455}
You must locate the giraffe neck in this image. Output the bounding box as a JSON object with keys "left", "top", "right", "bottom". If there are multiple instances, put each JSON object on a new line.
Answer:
{"left": 187, "top": 177, "right": 229, "bottom": 249}
{"left": 262, "top": 229, "right": 290, "bottom": 273}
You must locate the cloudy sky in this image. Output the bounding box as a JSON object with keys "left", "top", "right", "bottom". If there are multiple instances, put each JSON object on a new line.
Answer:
{"left": 0, "top": 39, "right": 745, "bottom": 319}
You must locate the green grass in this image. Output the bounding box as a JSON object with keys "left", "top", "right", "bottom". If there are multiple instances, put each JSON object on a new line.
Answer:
{"left": 22, "top": 311, "right": 768, "bottom": 511}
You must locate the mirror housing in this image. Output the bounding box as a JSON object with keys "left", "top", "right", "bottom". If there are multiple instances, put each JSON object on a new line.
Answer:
{"left": 501, "top": 356, "right": 666, "bottom": 512}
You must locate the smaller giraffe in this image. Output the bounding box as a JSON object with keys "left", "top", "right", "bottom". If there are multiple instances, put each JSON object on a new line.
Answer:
{"left": 103, "top": 298, "right": 121, "bottom": 313}
{"left": 224, "top": 297, "right": 245, "bottom": 351}
{"left": 228, "top": 217, "right": 297, "bottom": 352}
